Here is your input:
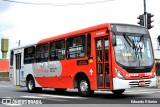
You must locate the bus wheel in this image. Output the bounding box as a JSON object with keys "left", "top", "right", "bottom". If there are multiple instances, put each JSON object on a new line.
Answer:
{"left": 27, "top": 77, "right": 35, "bottom": 93}
{"left": 112, "top": 89, "right": 125, "bottom": 95}
{"left": 54, "top": 88, "right": 67, "bottom": 94}
{"left": 78, "top": 77, "right": 94, "bottom": 97}
{"left": 27, "top": 77, "right": 42, "bottom": 93}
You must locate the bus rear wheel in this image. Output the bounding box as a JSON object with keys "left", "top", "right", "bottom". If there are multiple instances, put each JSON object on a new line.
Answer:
{"left": 112, "top": 89, "right": 125, "bottom": 95}
{"left": 78, "top": 77, "right": 94, "bottom": 97}
{"left": 27, "top": 77, "right": 42, "bottom": 93}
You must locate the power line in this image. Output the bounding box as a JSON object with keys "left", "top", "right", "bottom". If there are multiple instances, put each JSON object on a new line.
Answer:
{"left": 2, "top": 0, "right": 114, "bottom": 6}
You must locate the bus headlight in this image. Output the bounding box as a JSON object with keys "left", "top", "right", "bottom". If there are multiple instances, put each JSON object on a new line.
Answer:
{"left": 115, "top": 68, "right": 124, "bottom": 79}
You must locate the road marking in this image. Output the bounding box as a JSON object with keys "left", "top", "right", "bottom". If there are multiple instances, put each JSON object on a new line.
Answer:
{"left": 3, "top": 104, "right": 22, "bottom": 106}
{"left": 21, "top": 96, "right": 45, "bottom": 99}
{"left": 0, "top": 85, "right": 13, "bottom": 87}
{"left": 126, "top": 89, "right": 160, "bottom": 93}
{"left": 125, "top": 90, "right": 160, "bottom": 94}
{"left": 20, "top": 95, "right": 71, "bottom": 102}
{"left": 125, "top": 91, "right": 155, "bottom": 94}
{"left": 42, "top": 98, "right": 68, "bottom": 102}
{"left": 94, "top": 89, "right": 160, "bottom": 94}
{"left": 2, "top": 97, "right": 12, "bottom": 98}
{"left": 40, "top": 94, "right": 86, "bottom": 99}
{"left": 21, "top": 95, "right": 68, "bottom": 101}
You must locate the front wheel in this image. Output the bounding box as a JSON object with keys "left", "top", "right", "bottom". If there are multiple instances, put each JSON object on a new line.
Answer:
{"left": 27, "top": 77, "right": 42, "bottom": 93}
{"left": 78, "top": 77, "right": 94, "bottom": 97}
{"left": 112, "top": 89, "right": 125, "bottom": 95}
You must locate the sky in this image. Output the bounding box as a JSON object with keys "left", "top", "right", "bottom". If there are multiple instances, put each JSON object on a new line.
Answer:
{"left": 0, "top": 0, "right": 160, "bottom": 58}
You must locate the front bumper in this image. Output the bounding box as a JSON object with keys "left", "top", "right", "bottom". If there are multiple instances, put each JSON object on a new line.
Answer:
{"left": 113, "top": 76, "right": 156, "bottom": 90}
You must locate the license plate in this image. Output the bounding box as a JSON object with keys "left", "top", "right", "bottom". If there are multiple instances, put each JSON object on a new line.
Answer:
{"left": 138, "top": 81, "right": 145, "bottom": 86}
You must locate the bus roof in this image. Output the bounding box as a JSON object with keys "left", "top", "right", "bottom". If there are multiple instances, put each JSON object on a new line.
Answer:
{"left": 38, "top": 23, "right": 111, "bottom": 44}
{"left": 10, "top": 42, "right": 37, "bottom": 51}
{"left": 38, "top": 23, "right": 145, "bottom": 44}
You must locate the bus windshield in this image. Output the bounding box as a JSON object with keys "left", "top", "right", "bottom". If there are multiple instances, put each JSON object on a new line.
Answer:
{"left": 114, "top": 34, "right": 153, "bottom": 67}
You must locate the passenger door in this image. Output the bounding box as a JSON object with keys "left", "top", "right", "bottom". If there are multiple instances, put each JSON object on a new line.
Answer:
{"left": 15, "top": 53, "right": 21, "bottom": 86}
{"left": 96, "top": 37, "right": 111, "bottom": 89}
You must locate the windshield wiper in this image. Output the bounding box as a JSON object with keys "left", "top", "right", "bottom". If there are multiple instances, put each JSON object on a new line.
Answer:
{"left": 123, "top": 33, "right": 141, "bottom": 59}
{"left": 140, "top": 35, "right": 144, "bottom": 42}
{"left": 123, "top": 33, "right": 135, "bottom": 49}
{"left": 138, "top": 35, "right": 145, "bottom": 58}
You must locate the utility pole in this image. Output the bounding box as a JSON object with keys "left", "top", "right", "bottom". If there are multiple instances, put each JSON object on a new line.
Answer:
{"left": 143, "top": 0, "right": 147, "bottom": 28}
{"left": 16, "top": 40, "right": 21, "bottom": 46}
{"left": 137, "top": 0, "right": 154, "bottom": 29}
{"left": 158, "top": 35, "right": 160, "bottom": 50}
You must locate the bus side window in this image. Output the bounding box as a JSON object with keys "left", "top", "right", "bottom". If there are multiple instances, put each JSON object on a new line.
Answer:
{"left": 36, "top": 43, "right": 48, "bottom": 62}
{"left": 24, "top": 46, "right": 35, "bottom": 64}
{"left": 67, "top": 35, "right": 85, "bottom": 59}
{"left": 50, "top": 40, "right": 65, "bottom": 61}
{"left": 10, "top": 51, "right": 14, "bottom": 66}
{"left": 87, "top": 33, "right": 91, "bottom": 57}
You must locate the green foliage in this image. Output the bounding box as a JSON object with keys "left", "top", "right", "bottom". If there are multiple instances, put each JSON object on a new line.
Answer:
{"left": 156, "top": 62, "right": 160, "bottom": 76}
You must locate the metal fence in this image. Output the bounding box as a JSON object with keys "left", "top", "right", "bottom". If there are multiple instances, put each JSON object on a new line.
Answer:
{"left": 0, "top": 77, "right": 9, "bottom": 81}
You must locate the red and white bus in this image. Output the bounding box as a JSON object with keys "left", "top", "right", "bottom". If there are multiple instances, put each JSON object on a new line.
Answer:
{"left": 10, "top": 23, "right": 156, "bottom": 96}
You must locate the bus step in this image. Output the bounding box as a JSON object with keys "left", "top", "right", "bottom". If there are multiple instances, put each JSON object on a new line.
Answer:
{"left": 15, "top": 85, "right": 21, "bottom": 88}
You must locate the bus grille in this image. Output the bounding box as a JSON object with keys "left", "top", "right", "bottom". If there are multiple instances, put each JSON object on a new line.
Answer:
{"left": 129, "top": 80, "right": 151, "bottom": 87}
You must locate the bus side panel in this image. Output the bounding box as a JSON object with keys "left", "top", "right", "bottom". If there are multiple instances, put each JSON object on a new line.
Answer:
{"left": 9, "top": 67, "right": 14, "bottom": 85}
{"left": 34, "top": 77, "right": 58, "bottom": 88}
{"left": 57, "top": 77, "right": 74, "bottom": 88}
{"left": 57, "top": 60, "right": 76, "bottom": 88}
{"left": 57, "top": 58, "right": 96, "bottom": 89}
{"left": 23, "top": 64, "right": 41, "bottom": 87}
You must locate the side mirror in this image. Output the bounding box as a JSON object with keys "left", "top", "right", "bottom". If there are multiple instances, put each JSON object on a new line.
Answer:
{"left": 112, "top": 36, "right": 117, "bottom": 46}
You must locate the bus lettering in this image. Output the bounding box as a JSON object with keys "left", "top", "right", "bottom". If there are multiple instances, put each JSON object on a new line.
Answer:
{"left": 126, "top": 73, "right": 139, "bottom": 77}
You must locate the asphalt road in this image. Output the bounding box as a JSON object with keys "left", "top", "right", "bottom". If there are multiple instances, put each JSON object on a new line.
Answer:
{"left": 0, "top": 81, "right": 160, "bottom": 107}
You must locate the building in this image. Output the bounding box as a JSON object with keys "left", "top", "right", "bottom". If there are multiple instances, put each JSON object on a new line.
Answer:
{"left": 0, "top": 38, "right": 9, "bottom": 72}
{"left": 0, "top": 59, "right": 9, "bottom": 72}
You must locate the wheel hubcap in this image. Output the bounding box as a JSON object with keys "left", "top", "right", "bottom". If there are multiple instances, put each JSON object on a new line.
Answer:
{"left": 80, "top": 80, "right": 88, "bottom": 92}
{"left": 28, "top": 80, "right": 33, "bottom": 90}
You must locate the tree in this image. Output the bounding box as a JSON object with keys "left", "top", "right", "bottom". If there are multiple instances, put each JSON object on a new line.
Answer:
{"left": 157, "top": 35, "right": 160, "bottom": 49}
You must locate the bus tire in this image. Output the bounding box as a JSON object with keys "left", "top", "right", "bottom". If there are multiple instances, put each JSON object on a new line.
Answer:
{"left": 54, "top": 88, "right": 67, "bottom": 94}
{"left": 27, "top": 77, "right": 42, "bottom": 93}
{"left": 78, "top": 77, "right": 94, "bottom": 97}
{"left": 112, "top": 89, "right": 125, "bottom": 95}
